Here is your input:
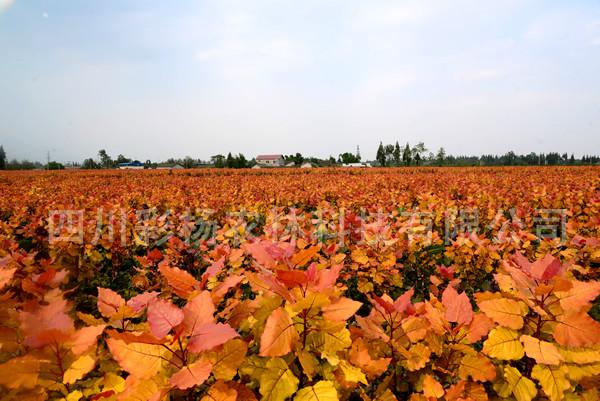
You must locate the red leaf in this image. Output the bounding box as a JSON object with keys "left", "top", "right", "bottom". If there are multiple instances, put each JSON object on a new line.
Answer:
{"left": 530, "top": 254, "right": 564, "bottom": 281}
{"left": 147, "top": 299, "right": 184, "bottom": 339}
{"left": 20, "top": 298, "right": 75, "bottom": 347}
{"left": 393, "top": 288, "right": 414, "bottom": 314}
{"left": 188, "top": 323, "right": 239, "bottom": 353}
{"left": 127, "top": 291, "right": 159, "bottom": 313}
{"left": 183, "top": 291, "right": 215, "bottom": 335}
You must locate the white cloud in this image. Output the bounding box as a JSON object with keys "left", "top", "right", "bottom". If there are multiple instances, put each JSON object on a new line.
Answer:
{"left": 195, "top": 38, "right": 305, "bottom": 80}
{"left": 355, "top": 1, "right": 429, "bottom": 26}
{"left": 0, "top": 0, "right": 14, "bottom": 13}
{"left": 454, "top": 66, "right": 511, "bottom": 82}
{"left": 357, "top": 72, "right": 415, "bottom": 100}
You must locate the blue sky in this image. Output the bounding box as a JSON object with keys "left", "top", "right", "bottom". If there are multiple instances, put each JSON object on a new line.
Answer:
{"left": 1, "top": 0, "right": 599, "bottom": 163}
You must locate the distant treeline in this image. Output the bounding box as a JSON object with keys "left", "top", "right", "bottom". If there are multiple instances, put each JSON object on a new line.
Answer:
{"left": 0, "top": 144, "right": 598, "bottom": 170}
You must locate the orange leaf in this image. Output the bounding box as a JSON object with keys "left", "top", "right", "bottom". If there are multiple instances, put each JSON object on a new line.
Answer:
{"left": 458, "top": 354, "right": 496, "bottom": 382}
{"left": 97, "top": 288, "right": 126, "bottom": 319}
{"left": 0, "top": 355, "right": 40, "bottom": 389}
{"left": 70, "top": 325, "right": 106, "bottom": 355}
{"left": 553, "top": 311, "right": 600, "bottom": 347}
{"left": 477, "top": 298, "right": 527, "bottom": 330}
{"left": 442, "top": 286, "right": 473, "bottom": 325}
{"left": 422, "top": 374, "right": 444, "bottom": 398}
{"left": 291, "top": 245, "right": 320, "bottom": 267}
{"left": 259, "top": 307, "right": 299, "bottom": 357}
{"left": 169, "top": 360, "right": 213, "bottom": 390}
{"left": 322, "top": 297, "right": 362, "bottom": 321}
{"left": 158, "top": 261, "right": 200, "bottom": 298}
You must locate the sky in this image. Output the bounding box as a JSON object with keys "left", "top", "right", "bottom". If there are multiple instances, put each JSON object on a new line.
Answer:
{"left": 0, "top": 0, "right": 599, "bottom": 163}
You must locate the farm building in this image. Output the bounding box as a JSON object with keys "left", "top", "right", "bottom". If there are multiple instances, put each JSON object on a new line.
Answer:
{"left": 256, "top": 154, "right": 284, "bottom": 167}
{"left": 118, "top": 161, "right": 144, "bottom": 169}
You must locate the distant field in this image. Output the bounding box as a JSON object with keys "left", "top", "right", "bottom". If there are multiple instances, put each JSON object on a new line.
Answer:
{"left": 0, "top": 166, "right": 599, "bottom": 400}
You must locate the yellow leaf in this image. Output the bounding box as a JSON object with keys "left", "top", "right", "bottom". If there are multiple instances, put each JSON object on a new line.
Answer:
{"left": 559, "top": 346, "right": 600, "bottom": 364}
{"left": 205, "top": 339, "right": 248, "bottom": 381}
{"left": 298, "top": 350, "right": 319, "bottom": 380}
{"left": 401, "top": 343, "right": 431, "bottom": 371}
{"left": 478, "top": 298, "right": 528, "bottom": 330}
{"left": 259, "top": 358, "right": 299, "bottom": 401}
{"left": 338, "top": 361, "right": 367, "bottom": 385}
{"left": 106, "top": 337, "right": 167, "bottom": 379}
{"left": 564, "top": 362, "right": 600, "bottom": 381}
{"left": 532, "top": 365, "right": 570, "bottom": 401}
{"left": 66, "top": 390, "right": 83, "bottom": 401}
{"left": 64, "top": 353, "right": 96, "bottom": 384}
{"left": 260, "top": 307, "right": 299, "bottom": 357}
{"left": 294, "top": 380, "right": 339, "bottom": 401}
{"left": 483, "top": 327, "right": 524, "bottom": 360}
{"left": 503, "top": 366, "right": 537, "bottom": 401}
{"left": 422, "top": 374, "right": 444, "bottom": 398}
{"left": 520, "top": 335, "right": 563, "bottom": 365}
{"left": 351, "top": 249, "right": 369, "bottom": 265}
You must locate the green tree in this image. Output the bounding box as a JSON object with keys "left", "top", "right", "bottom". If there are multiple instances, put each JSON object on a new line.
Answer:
{"left": 116, "top": 154, "right": 131, "bottom": 164}
{"left": 376, "top": 142, "right": 386, "bottom": 167}
{"left": 82, "top": 158, "right": 98, "bottom": 169}
{"left": 226, "top": 152, "right": 234, "bottom": 168}
{"left": 402, "top": 143, "right": 412, "bottom": 166}
{"left": 412, "top": 142, "right": 427, "bottom": 165}
{"left": 183, "top": 156, "right": 195, "bottom": 168}
{"left": 98, "top": 149, "right": 113, "bottom": 169}
{"left": 0, "top": 145, "right": 6, "bottom": 170}
{"left": 393, "top": 141, "right": 401, "bottom": 166}
{"left": 211, "top": 154, "right": 225, "bottom": 168}
{"left": 436, "top": 147, "right": 446, "bottom": 166}
{"left": 237, "top": 153, "right": 248, "bottom": 168}
{"left": 384, "top": 144, "right": 395, "bottom": 166}
{"left": 339, "top": 152, "right": 360, "bottom": 164}
{"left": 47, "top": 161, "right": 64, "bottom": 170}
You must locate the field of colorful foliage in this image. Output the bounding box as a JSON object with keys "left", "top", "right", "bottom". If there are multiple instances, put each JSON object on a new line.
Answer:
{"left": 0, "top": 166, "right": 599, "bottom": 401}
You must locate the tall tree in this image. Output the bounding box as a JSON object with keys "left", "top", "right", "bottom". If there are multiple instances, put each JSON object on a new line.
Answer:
{"left": 393, "top": 142, "right": 401, "bottom": 166}
{"left": 412, "top": 142, "right": 427, "bottom": 165}
{"left": 238, "top": 153, "right": 248, "bottom": 168}
{"left": 384, "top": 144, "right": 395, "bottom": 166}
{"left": 402, "top": 143, "right": 412, "bottom": 166}
{"left": 226, "top": 152, "right": 234, "bottom": 168}
{"left": 211, "top": 154, "right": 225, "bottom": 168}
{"left": 98, "top": 149, "right": 113, "bottom": 169}
{"left": 436, "top": 147, "right": 446, "bottom": 166}
{"left": 0, "top": 145, "right": 6, "bottom": 170}
{"left": 376, "top": 142, "right": 386, "bottom": 167}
